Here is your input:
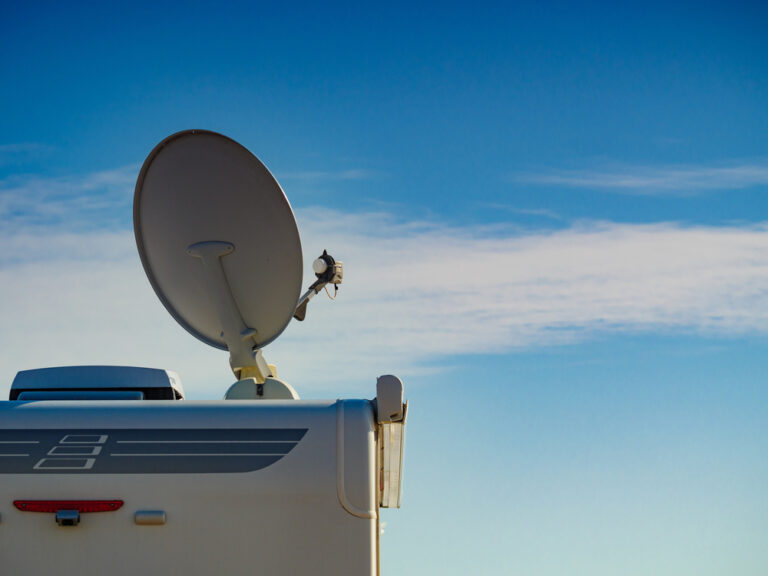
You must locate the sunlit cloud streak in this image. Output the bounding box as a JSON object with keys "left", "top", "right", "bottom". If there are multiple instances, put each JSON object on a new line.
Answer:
{"left": 512, "top": 160, "right": 768, "bottom": 194}
{"left": 3, "top": 205, "right": 768, "bottom": 397}
{"left": 276, "top": 168, "right": 377, "bottom": 181}
{"left": 0, "top": 165, "right": 137, "bottom": 231}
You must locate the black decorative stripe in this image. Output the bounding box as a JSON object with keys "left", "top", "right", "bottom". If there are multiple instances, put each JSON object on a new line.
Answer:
{"left": 110, "top": 441, "right": 296, "bottom": 455}
{"left": 0, "top": 429, "right": 307, "bottom": 474}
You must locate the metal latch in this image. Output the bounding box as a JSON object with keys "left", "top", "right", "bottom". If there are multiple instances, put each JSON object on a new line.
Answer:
{"left": 56, "top": 509, "right": 80, "bottom": 526}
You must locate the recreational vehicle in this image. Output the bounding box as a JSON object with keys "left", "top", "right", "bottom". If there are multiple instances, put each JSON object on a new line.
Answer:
{"left": 0, "top": 130, "right": 406, "bottom": 575}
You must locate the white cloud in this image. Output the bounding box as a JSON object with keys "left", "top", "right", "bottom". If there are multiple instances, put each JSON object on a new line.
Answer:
{"left": 481, "top": 204, "right": 563, "bottom": 221}
{"left": 3, "top": 211, "right": 768, "bottom": 399}
{"left": 276, "top": 168, "right": 377, "bottom": 181}
{"left": 512, "top": 161, "right": 768, "bottom": 194}
{"left": 0, "top": 165, "right": 136, "bottom": 231}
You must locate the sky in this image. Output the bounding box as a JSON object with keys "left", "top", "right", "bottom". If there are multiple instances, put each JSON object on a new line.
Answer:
{"left": 1, "top": 1, "right": 767, "bottom": 574}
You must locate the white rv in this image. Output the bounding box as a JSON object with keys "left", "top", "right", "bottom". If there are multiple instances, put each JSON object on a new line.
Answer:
{"left": 0, "top": 131, "right": 406, "bottom": 575}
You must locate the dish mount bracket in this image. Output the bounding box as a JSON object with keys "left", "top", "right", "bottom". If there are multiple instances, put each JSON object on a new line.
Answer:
{"left": 186, "top": 240, "right": 271, "bottom": 381}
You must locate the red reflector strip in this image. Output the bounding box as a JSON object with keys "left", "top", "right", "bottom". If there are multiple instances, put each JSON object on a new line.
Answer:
{"left": 14, "top": 500, "right": 123, "bottom": 513}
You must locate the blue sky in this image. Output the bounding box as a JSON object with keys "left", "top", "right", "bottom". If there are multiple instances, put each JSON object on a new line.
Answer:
{"left": 1, "top": 2, "right": 767, "bottom": 574}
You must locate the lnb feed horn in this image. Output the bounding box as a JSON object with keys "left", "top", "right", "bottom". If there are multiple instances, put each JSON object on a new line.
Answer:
{"left": 294, "top": 250, "right": 344, "bottom": 322}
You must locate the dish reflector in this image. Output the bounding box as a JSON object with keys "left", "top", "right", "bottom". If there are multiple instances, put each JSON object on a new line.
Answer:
{"left": 134, "top": 130, "right": 302, "bottom": 359}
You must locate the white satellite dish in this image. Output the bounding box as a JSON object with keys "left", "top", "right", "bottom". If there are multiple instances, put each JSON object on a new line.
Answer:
{"left": 134, "top": 130, "right": 305, "bottom": 381}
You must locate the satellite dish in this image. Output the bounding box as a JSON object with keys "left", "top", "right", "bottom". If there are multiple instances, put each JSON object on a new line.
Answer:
{"left": 134, "top": 130, "right": 303, "bottom": 377}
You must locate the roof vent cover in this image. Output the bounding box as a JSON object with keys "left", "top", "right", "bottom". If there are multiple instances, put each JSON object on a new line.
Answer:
{"left": 10, "top": 366, "right": 184, "bottom": 401}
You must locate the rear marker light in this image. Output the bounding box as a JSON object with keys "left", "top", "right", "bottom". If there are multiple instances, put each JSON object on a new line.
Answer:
{"left": 14, "top": 500, "right": 123, "bottom": 527}
{"left": 14, "top": 500, "right": 124, "bottom": 513}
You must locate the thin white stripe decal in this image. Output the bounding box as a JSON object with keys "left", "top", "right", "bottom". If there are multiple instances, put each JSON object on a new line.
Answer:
{"left": 111, "top": 453, "right": 282, "bottom": 457}
{"left": 0, "top": 441, "right": 38, "bottom": 444}
{"left": 115, "top": 440, "right": 296, "bottom": 444}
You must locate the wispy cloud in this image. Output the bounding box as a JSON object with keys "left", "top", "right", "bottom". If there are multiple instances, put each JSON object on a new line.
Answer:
{"left": 0, "top": 163, "right": 377, "bottom": 235}
{"left": 0, "top": 165, "right": 137, "bottom": 231}
{"left": 4, "top": 166, "right": 768, "bottom": 397}
{"left": 511, "top": 160, "right": 768, "bottom": 195}
{"left": 3, "top": 204, "right": 768, "bottom": 397}
{"left": 482, "top": 203, "right": 563, "bottom": 221}
{"left": 277, "top": 168, "right": 378, "bottom": 181}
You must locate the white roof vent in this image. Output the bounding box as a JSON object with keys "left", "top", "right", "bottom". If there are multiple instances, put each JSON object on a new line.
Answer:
{"left": 10, "top": 366, "right": 184, "bottom": 401}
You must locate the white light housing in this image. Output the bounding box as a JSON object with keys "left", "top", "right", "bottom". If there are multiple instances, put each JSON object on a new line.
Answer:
{"left": 376, "top": 375, "right": 406, "bottom": 508}
{"left": 378, "top": 416, "right": 406, "bottom": 508}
